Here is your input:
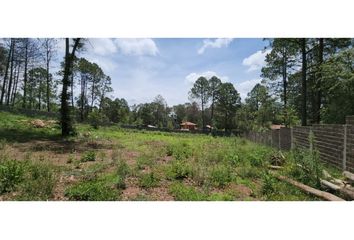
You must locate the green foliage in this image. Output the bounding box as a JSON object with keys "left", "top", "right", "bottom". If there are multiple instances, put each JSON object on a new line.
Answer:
{"left": 138, "top": 172, "right": 160, "bottom": 188}
{"left": 115, "top": 160, "right": 130, "bottom": 189}
{"left": 169, "top": 182, "right": 206, "bottom": 201}
{"left": 65, "top": 180, "right": 118, "bottom": 201}
{"left": 18, "top": 162, "right": 55, "bottom": 200}
{"left": 88, "top": 110, "right": 109, "bottom": 129}
{"left": 166, "top": 142, "right": 192, "bottom": 160}
{"left": 261, "top": 173, "right": 276, "bottom": 196}
{"left": 81, "top": 151, "right": 96, "bottom": 162}
{"left": 0, "top": 160, "right": 25, "bottom": 193}
{"left": 166, "top": 160, "right": 194, "bottom": 180}
{"left": 208, "top": 164, "right": 232, "bottom": 187}
{"left": 288, "top": 132, "right": 323, "bottom": 187}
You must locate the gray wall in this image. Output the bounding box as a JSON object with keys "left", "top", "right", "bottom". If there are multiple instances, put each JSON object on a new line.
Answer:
{"left": 243, "top": 116, "right": 354, "bottom": 172}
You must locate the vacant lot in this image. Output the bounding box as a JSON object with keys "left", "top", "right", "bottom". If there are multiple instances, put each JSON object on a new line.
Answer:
{"left": 0, "top": 111, "right": 342, "bottom": 201}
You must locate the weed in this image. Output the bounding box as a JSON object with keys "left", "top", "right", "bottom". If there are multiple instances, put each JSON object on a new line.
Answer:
{"left": 136, "top": 154, "right": 153, "bottom": 170}
{"left": 261, "top": 173, "right": 276, "bottom": 196}
{"left": 139, "top": 172, "right": 160, "bottom": 188}
{"left": 166, "top": 142, "right": 192, "bottom": 160}
{"left": 169, "top": 182, "right": 206, "bottom": 201}
{"left": 0, "top": 160, "right": 25, "bottom": 194}
{"left": 18, "top": 162, "right": 55, "bottom": 200}
{"left": 208, "top": 192, "right": 234, "bottom": 201}
{"left": 81, "top": 151, "right": 96, "bottom": 162}
{"left": 209, "top": 164, "right": 232, "bottom": 188}
{"left": 166, "top": 160, "right": 193, "bottom": 180}
{"left": 65, "top": 180, "right": 118, "bottom": 201}
{"left": 67, "top": 154, "right": 75, "bottom": 164}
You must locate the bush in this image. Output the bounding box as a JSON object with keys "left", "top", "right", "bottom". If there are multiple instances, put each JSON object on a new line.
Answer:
{"left": 261, "top": 173, "right": 276, "bottom": 196}
{"left": 208, "top": 192, "right": 234, "bottom": 201}
{"left": 166, "top": 160, "right": 193, "bottom": 180}
{"left": 116, "top": 160, "right": 130, "bottom": 189}
{"left": 209, "top": 165, "right": 232, "bottom": 187}
{"left": 166, "top": 142, "right": 192, "bottom": 160}
{"left": 65, "top": 181, "right": 118, "bottom": 201}
{"left": 88, "top": 110, "right": 109, "bottom": 129}
{"left": 81, "top": 151, "right": 96, "bottom": 162}
{"left": 169, "top": 182, "right": 206, "bottom": 201}
{"left": 18, "top": 163, "right": 55, "bottom": 200}
{"left": 289, "top": 133, "right": 323, "bottom": 188}
{"left": 139, "top": 172, "right": 159, "bottom": 188}
{"left": 0, "top": 160, "right": 25, "bottom": 194}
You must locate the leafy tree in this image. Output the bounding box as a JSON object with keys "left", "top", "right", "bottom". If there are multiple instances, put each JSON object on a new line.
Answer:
{"left": 190, "top": 76, "right": 210, "bottom": 128}
{"left": 261, "top": 39, "right": 298, "bottom": 126}
{"left": 208, "top": 76, "right": 222, "bottom": 126}
{"left": 215, "top": 82, "right": 241, "bottom": 131}
{"left": 101, "top": 97, "right": 130, "bottom": 123}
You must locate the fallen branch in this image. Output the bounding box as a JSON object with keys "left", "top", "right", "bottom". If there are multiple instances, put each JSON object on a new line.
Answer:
{"left": 275, "top": 175, "right": 345, "bottom": 201}
{"left": 343, "top": 171, "right": 354, "bottom": 184}
{"left": 321, "top": 179, "right": 354, "bottom": 200}
{"left": 269, "top": 165, "right": 283, "bottom": 170}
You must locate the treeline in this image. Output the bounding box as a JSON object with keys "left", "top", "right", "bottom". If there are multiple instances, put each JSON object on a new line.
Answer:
{"left": 1, "top": 38, "right": 354, "bottom": 136}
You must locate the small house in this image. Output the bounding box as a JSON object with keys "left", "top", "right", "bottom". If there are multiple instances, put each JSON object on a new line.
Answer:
{"left": 180, "top": 121, "right": 197, "bottom": 131}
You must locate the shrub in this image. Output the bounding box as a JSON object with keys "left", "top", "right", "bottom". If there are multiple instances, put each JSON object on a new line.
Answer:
{"left": 0, "top": 160, "right": 25, "bottom": 194}
{"left": 136, "top": 154, "right": 154, "bottom": 170}
{"left": 289, "top": 133, "right": 323, "bottom": 188}
{"left": 261, "top": 173, "right": 276, "bottom": 196}
{"left": 65, "top": 181, "right": 118, "bottom": 201}
{"left": 117, "top": 160, "right": 130, "bottom": 178}
{"left": 88, "top": 110, "right": 109, "bottom": 129}
{"left": 166, "top": 142, "right": 192, "bottom": 160}
{"left": 81, "top": 151, "right": 96, "bottom": 162}
{"left": 166, "top": 160, "right": 193, "bottom": 180}
{"left": 18, "top": 163, "right": 55, "bottom": 200}
{"left": 209, "top": 165, "right": 232, "bottom": 187}
{"left": 139, "top": 172, "right": 159, "bottom": 188}
{"left": 169, "top": 182, "right": 206, "bottom": 201}
{"left": 208, "top": 192, "right": 234, "bottom": 201}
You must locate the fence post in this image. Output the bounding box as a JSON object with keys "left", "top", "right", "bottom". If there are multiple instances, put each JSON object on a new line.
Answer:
{"left": 343, "top": 124, "right": 347, "bottom": 171}
{"left": 278, "top": 129, "right": 281, "bottom": 150}
{"left": 290, "top": 127, "right": 294, "bottom": 150}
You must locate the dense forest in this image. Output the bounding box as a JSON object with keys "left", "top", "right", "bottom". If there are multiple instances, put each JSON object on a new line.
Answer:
{"left": 0, "top": 38, "right": 354, "bottom": 136}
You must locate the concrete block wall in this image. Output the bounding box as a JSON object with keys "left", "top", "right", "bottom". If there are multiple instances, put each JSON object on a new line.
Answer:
{"left": 243, "top": 115, "right": 354, "bottom": 172}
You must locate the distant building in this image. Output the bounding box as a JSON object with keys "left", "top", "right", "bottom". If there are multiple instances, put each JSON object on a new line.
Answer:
{"left": 180, "top": 121, "right": 197, "bottom": 131}
{"left": 270, "top": 124, "right": 285, "bottom": 130}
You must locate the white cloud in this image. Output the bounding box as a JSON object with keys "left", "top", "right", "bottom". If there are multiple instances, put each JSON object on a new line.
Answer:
{"left": 235, "top": 78, "right": 262, "bottom": 101}
{"left": 197, "top": 38, "right": 233, "bottom": 54}
{"left": 114, "top": 38, "right": 158, "bottom": 56}
{"left": 242, "top": 49, "right": 271, "bottom": 72}
{"left": 88, "top": 38, "right": 117, "bottom": 55}
{"left": 185, "top": 71, "right": 229, "bottom": 85}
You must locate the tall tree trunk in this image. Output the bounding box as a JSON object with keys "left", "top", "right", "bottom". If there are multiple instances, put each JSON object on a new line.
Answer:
{"left": 6, "top": 40, "right": 15, "bottom": 106}
{"left": 71, "top": 73, "right": 74, "bottom": 107}
{"left": 22, "top": 40, "right": 28, "bottom": 108}
{"left": 301, "top": 38, "right": 307, "bottom": 126}
{"left": 210, "top": 94, "right": 215, "bottom": 128}
{"left": 38, "top": 77, "right": 42, "bottom": 110}
{"left": 11, "top": 62, "right": 20, "bottom": 106}
{"left": 282, "top": 50, "right": 288, "bottom": 126}
{"left": 201, "top": 100, "right": 205, "bottom": 129}
{"left": 91, "top": 80, "right": 95, "bottom": 110}
{"left": 315, "top": 38, "right": 324, "bottom": 124}
{"left": 0, "top": 39, "right": 12, "bottom": 105}
{"left": 46, "top": 49, "right": 51, "bottom": 112}
{"left": 61, "top": 38, "right": 80, "bottom": 136}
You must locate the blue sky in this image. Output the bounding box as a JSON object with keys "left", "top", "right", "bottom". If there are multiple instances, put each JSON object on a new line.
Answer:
{"left": 57, "top": 38, "right": 270, "bottom": 106}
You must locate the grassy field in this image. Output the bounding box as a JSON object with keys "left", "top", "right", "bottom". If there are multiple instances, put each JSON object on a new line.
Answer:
{"left": 0, "top": 111, "right": 342, "bottom": 201}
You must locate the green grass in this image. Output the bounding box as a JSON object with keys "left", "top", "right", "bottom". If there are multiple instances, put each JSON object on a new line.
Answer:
{"left": 0, "top": 111, "right": 339, "bottom": 201}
